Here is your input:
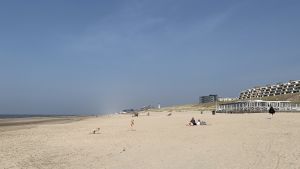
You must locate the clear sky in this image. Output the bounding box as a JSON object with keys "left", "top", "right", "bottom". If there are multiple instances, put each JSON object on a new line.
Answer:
{"left": 0, "top": 0, "right": 299, "bottom": 114}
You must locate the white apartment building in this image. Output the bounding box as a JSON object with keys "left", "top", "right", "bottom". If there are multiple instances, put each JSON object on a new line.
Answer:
{"left": 240, "top": 80, "right": 300, "bottom": 100}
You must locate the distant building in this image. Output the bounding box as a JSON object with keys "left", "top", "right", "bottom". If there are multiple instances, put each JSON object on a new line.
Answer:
{"left": 218, "top": 100, "right": 300, "bottom": 113}
{"left": 199, "top": 94, "right": 218, "bottom": 103}
{"left": 240, "top": 80, "right": 300, "bottom": 100}
{"left": 122, "top": 109, "right": 135, "bottom": 113}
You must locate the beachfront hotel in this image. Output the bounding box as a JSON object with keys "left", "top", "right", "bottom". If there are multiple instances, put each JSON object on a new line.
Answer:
{"left": 239, "top": 80, "right": 300, "bottom": 100}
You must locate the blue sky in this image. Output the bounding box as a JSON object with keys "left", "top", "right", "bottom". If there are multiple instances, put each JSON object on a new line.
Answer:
{"left": 0, "top": 0, "right": 299, "bottom": 114}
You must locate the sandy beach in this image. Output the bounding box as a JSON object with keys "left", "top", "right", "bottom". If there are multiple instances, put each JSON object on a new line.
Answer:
{"left": 1, "top": 111, "right": 300, "bottom": 169}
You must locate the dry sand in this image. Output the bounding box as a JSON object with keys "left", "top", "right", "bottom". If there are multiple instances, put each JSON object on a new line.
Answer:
{"left": 1, "top": 112, "right": 300, "bottom": 169}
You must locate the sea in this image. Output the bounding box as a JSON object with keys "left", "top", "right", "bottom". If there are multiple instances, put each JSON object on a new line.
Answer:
{"left": 0, "top": 114, "right": 80, "bottom": 119}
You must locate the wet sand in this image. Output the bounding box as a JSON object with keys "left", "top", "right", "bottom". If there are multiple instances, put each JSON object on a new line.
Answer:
{"left": 0, "top": 116, "right": 87, "bottom": 132}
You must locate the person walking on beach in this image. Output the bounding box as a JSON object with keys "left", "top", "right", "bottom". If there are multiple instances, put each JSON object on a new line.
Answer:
{"left": 269, "top": 106, "right": 275, "bottom": 118}
{"left": 130, "top": 119, "right": 135, "bottom": 128}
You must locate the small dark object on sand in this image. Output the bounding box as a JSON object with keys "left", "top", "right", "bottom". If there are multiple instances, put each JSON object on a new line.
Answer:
{"left": 167, "top": 113, "right": 172, "bottom": 116}
{"left": 132, "top": 112, "right": 139, "bottom": 117}
{"left": 120, "top": 148, "right": 126, "bottom": 153}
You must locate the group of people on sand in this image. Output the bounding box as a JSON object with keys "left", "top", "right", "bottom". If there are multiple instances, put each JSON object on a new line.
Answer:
{"left": 91, "top": 113, "right": 207, "bottom": 134}
{"left": 187, "top": 117, "right": 206, "bottom": 126}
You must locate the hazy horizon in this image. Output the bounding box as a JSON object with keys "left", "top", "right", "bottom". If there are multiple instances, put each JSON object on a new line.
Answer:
{"left": 1, "top": 0, "right": 300, "bottom": 114}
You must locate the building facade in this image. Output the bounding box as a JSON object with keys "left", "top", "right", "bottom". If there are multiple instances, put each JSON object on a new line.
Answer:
{"left": 240, "top": 80, "right": 300, "bottom": 100}
{"left": 199, "top": 94, "right": 218, "bottom": 103}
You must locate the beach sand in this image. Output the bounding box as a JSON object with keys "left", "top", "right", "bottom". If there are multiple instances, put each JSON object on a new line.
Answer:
{"left": 1, "top": 112, "right": 300, "bottom": 169}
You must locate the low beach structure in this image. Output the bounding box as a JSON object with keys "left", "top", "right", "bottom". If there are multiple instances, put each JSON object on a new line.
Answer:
{"left": 218, "top": 97, "right": 238, "bottom": 102}
{"left": 217, "top": 100, "right": 300, "bottom": 113}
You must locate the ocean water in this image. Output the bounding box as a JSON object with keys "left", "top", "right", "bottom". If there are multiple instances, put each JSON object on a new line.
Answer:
{"left": 0, "top": 114, "right": 78, "bottom": 119}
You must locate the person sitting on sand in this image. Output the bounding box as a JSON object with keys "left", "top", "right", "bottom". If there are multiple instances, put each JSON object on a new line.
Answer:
{"left": 187, "top": 117, "right": 197, "bottom": 126}
{"left": 196, "top": 119, "right": 201, "bottom": 125}
{"left": 200, "top": 120, "right": 207, "bottom": 125}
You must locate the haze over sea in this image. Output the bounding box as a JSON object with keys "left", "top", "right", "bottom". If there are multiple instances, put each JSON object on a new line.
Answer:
{"left": 0, "top": 0, "right": 300, "bottom": 115}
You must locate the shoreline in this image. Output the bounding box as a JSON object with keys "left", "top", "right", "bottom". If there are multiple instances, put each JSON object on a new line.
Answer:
{"left": 0, "top": 116, "right": 92, "bottom": 132}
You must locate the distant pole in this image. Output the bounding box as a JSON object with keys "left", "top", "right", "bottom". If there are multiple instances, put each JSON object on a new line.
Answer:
{"left": 158, "top": 103, "right": 161, "bottom": 109}
{"left": 215, "top": 97, "right": 218, "bottom": 112}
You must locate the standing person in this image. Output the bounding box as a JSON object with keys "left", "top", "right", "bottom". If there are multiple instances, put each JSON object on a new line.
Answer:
{"left": 269, "top": 106, "right": 275, "bottom": 117}
{"left": 130, "top": 119, "right": 135, "bottom": 128}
